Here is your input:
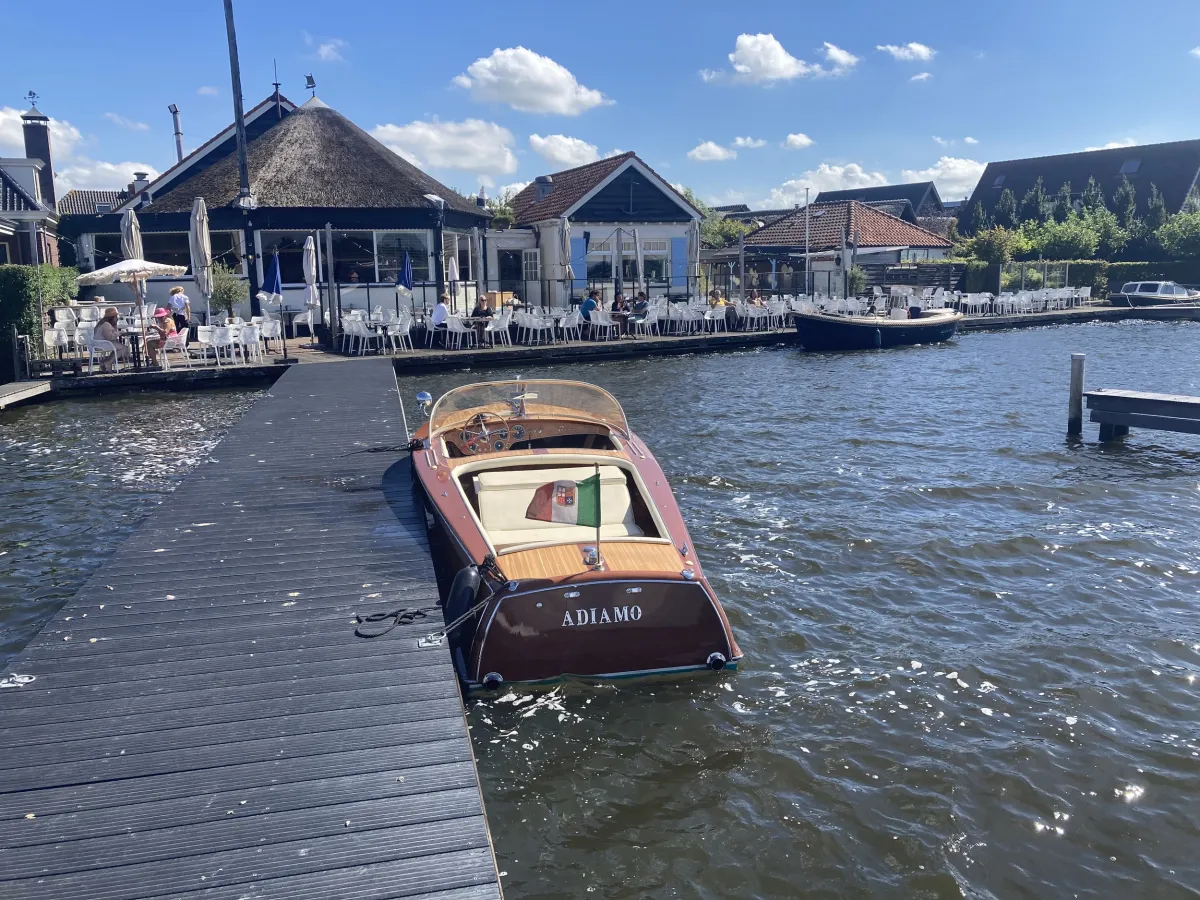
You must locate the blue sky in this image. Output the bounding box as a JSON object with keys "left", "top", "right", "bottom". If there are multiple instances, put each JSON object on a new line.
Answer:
{"left": 3, "top": 0, "right": 1199, "bottom": 207}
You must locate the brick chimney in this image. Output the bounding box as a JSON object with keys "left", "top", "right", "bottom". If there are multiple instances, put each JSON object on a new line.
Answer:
{"left": 21, "top": 106, "right": 55, "bottom": 209}
{"left": 534, "top": 175, "right": 554, "bottom": 203}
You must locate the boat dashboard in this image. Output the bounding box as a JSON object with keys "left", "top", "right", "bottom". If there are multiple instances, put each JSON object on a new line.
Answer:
{"left": 441, "top": 414, "right": 619, "bottom": 457}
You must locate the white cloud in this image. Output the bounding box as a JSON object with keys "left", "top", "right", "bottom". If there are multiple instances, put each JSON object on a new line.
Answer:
{"left": 372, "top": 119, "right": 518, "bottom": 178}
{"left": 877, "top": 42, "right": 936, "bottom": 61}
{"left": 197, "top": 85, "right": 219, "bottom": 97}
{"left": 496, "top": 181, "right": 531, "bottom": 200}
{"left": 911, "top": 72, "right": 932, "bottom": 82}
{"left": 688, "top": 141, "right": 736, "bottom": 162}
{"left": 728, "top": 33, "right": 814, "bottom": 82}
{"left": 821, "top": 42, "right": 859, "bottom": 74}
{"left": 1084, "top": 137, "right": 1137, "bottom": 151}
{"left": 933, "top": 135, "right": 948, "bottom": 146}
{"left": 784, "top": 132, "right": 814, "bottom": 149}
{"left": 103, "top": 112, "right": 149, "bottom": 132}
{"left": 56, "top": 159, "right": 159, "bottom": 192}
{"left": 733, "top": 136, "right": 766, "bottom": 148}
{"left": 761, "top": 162, "right": 889, "bottom": 206}
{"left": 1190, "top": 47, "right": 1200, "bottom": 58}
{"left": 0, "top": 106, "right": 153, "bottom": 191}
{"left": 455, "top": 47, "right": 609, "bottom": 115}
{"left": 529, "top": 133, "right": 599, "bottom": 168}
{"left": 699, "top": 68, "right": 723, "bottom": 83}
{"left": 964, "top": 136, "right": 978, "bottom": 145}
{"left": 316, "top": 38, "right": 347, "bottom": 62}
{"left": 900, "top": 156, "right": 986, "bottom": 199}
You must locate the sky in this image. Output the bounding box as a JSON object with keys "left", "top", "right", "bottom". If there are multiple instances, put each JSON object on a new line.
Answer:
{"left": 2, "top": 0, "right": 1199, "bottom": 208}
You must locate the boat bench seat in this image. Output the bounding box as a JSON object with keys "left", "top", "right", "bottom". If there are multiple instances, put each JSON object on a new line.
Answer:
{"left": 474, "top": 465, "right": 644, "bottom": 549}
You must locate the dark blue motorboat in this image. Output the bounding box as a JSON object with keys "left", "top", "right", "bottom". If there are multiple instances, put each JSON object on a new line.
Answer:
{"left": 793, "top": 309, "right": 964, "bottom": 351}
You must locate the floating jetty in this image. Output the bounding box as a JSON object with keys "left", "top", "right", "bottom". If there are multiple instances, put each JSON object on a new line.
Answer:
{"left": 0, "top": 359, "right": 503, "bottom": 900}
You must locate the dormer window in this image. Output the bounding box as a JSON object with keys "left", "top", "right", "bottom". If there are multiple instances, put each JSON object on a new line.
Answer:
{"left": 95, "top": 203, "right": 112, "bottom": 214}
{"left": 1119, "top": 159, "right": 1141, "bottom": 175}
{"left": 992, "top": 175, "right": 1006, "bottom": 188}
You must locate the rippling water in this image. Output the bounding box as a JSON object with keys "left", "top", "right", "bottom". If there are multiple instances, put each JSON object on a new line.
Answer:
{"left": 3, "top": 325, "right": 1199, "bottom": 898}
{"left": 398, "top": 322, "right": 1200, "bottom": 899}
{"left": 0, "top": 389, "right": 262, "bottom": 664}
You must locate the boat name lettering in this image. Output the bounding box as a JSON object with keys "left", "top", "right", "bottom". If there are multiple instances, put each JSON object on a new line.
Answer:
{"left": 561, "top": 605, "right": 642, "bottom": 627}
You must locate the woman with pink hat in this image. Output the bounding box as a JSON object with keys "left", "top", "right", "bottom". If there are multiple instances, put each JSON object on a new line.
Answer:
{"left": 145, "top": 308, "right": 177, "bottom": 367}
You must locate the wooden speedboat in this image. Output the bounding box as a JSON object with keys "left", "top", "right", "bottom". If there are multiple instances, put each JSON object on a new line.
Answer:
{"left": 793, "top": 307, "right": 963, "bottom": 351}
{"left": 410, "top": 379, "right": 741, "bottom": 691}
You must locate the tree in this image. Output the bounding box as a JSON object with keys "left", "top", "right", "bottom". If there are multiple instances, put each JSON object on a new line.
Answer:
{"left": 993, "top": 188, "right": 1018, "bottom": 229}
{"left": 847, "top": 265, "right": 868, "bottom": 297}
{"left": 1082, "top": 205, "right": 1129, "bottom": 259}
{"left": 1113, "top": 175, "right": 1138, "bottom": 229}
{"left": 1144, "top": 183, "right": 1168, "bottom": 233}
{"left": 1183, "top": 186, "right": 1200, "bottom": 214}
{"left": 972, "top": 226, "right": 1026, "bottom": 263}
{"left": 210, "top": 263, "right": 246, "bottom": 320}
{"left": 1157, "top": 211, "right": 1200, "bottom": 258}
{"left": 485, "top": 188, "right": 518, "bottom": 229}
{"left": 968, "top": 200, "right": 993, "bottom": 234}
{"left": 1020, "top": 177, "right": 1047, "bottom": 223}
{"left": 1081, "top": 176, "right": 1105, "bottom": 213}
{"left": 1051, "top": 182, "right": 1073, "bottom": 223}
{"left": 680, "top": 186, "right": 753, "bottom": 248}
{"left": 1027, "top": 214, "right": 1099, "bottom": 260}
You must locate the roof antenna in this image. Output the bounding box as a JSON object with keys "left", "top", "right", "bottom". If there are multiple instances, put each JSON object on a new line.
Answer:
{"left": 305, "top": 74, "right": 316, "bottom": 99}
{"left": 272, "top": 59, "right": 282, "bottom": 118}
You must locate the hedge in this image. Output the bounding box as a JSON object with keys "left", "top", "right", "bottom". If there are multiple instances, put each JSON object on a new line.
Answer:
{"left": 0, "top": 265, "right": 79, "bottom": 352}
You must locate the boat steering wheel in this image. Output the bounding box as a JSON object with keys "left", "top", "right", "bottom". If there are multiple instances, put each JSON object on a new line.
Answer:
{"left": 460, "top": 411, "right": 510, "bottom": 454}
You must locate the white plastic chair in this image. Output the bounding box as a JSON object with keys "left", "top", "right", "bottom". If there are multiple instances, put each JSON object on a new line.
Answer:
{"left": 82, "top": 330, "right": 120, "bottom": 373}
{"left": 159, "top": 327, "right": 191, "bottom": 370}
{"left": 558, "top": 310, "right": 583, "bottom": 342}
{"left": 445, "top": 315, "right": 478, "bottom": 350}
{"left": 386, "top": 317, "right": 414, "bottom": 353}
{"left": 211, "top": 326, "right": 242, "bottom": 366}
{"left": 588, "top": 309, "right": 616, "bottom": 341}
{"left": 240, "top": 324, "right": 265, "bottom": 363}
{"left": 484, "top": 311, "right": 511, "bottom": 346}
{"left": 633, "top": 308, "right": 660, "bottom": 337}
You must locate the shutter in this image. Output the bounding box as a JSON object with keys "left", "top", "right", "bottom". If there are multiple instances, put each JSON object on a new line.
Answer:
{"left": 670, "top": 237, "right": 687, "bottom": 288}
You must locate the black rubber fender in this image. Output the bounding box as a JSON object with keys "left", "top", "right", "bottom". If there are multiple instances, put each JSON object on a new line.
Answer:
{"left": 445, "top": 565, "right": 482, "bottom": 627}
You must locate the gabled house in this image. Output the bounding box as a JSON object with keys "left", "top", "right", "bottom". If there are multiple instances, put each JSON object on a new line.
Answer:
{"left": 0, "top": 106, "right": 59, "bottom": 266}
{"left": 489, "top": 153, "right": 704, "bottom": 303}
{"left": 962, "top": 139, "right": 1200, "bottom": 229}
{"left": 60, "top": 95, "right": 488, "bottom": 315}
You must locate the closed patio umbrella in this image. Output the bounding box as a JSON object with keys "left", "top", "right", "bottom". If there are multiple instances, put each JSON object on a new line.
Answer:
{"left": 189, "top": 198, "right": 213, "bottom": 324}
{"left": 395, "top": 249, "right": 414, "bottom": 319}
{"left": 120, "top": 208, "right": 151, "bottom": 353}
{"left": 633, "top": 227, "right": 644, "bottom": 297}
{"left": 302, "top": 235, "right": 320, "bottom": 347}
{"left": 446, "top": 235, "right": 460, "bottom": 309}
{"left": 559, "top": 215, "right": 574, "bottom": 300}
{"left": 687, "top": 220, "right": 700, "bottom": 296}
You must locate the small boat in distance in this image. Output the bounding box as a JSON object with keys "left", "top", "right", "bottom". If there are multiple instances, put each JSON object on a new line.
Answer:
{"left": 410, "top": 379, "right": 741, "bottom": 691}
{"left": 793, "top": 306, "right": 963, "bottom": 351}
{"left": 1110, "top": 281, "right": 1200, "bottom": 308}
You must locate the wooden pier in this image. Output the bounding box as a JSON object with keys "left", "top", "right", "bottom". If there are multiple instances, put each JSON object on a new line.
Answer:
{"left": 0, "top": 360, "right": 502, "bottom": 899}
{"left": 0, "top": 380, "right": 50, "bottom": 410}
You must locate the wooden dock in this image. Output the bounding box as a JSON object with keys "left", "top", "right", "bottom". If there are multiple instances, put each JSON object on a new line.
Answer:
{"left": 1086, "top": 388, "right": 1200, "bottom": 441}
{"left": 0, "top": 380, "right": 51, "bottom": 410}
{"left": 0, "top": 359, "right": 502, "bottom": 899}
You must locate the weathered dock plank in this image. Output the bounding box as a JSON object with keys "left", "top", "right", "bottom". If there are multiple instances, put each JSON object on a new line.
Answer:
{"left": 0, "top": 359, "right": 501, "bottom": 900}
{"left": 0, "top": 380, "right": 50, "bottom": 409}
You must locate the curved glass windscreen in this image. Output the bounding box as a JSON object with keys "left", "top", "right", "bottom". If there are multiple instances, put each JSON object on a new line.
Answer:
{"left": 429, "top": 380, "right": 629, "bottom": 436}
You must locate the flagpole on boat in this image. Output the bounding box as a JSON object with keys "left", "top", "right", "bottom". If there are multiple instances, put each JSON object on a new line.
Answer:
{"left": 594, "top": 462, "right": 602, "bottom": 569}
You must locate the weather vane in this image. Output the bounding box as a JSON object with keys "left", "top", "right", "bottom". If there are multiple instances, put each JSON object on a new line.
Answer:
{"left": 25, "top": 91, "right": 38, "bottom": 105}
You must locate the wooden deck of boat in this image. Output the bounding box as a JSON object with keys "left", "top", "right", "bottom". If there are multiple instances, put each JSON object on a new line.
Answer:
{"left": 0, "top": 359, "right": 502, "bottom": 900}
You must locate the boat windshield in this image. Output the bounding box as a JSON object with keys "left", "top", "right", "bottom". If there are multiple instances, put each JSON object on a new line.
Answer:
{"left": 429, "top": 380, "right": 630, "bottom": 436}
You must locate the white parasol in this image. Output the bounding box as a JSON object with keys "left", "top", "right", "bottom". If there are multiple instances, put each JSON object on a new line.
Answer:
{"left": 633, "top": 227, "right": 644, "bottom": 296}
{"left": 559, "top": 215, "right": 574, "bottom": 282}
{"left": 75, "top": 258, "right": 189, "bottom": 286}
{"left": 302, "top": 235, "right": 321, "bottom": 347}
{"left": 189, "top": 198, "right": 213, "bottom": 324}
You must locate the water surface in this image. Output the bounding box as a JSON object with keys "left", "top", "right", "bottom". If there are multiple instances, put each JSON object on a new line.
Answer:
{"left": 399, "top": 322, "right": 1200, "bottom": 899}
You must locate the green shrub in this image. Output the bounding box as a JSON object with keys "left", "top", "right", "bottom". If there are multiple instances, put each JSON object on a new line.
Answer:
{"left": 0, "top": 265, "right": 79, "bottom": 352}
{"left": 847, "top": 265, "right": 868, "bottom": 296}
{"left": 1156, "top": 211, "right": 1200, "bottom": 259}
{"left": 210, "top": 263, "right": 247, "bottom": 319}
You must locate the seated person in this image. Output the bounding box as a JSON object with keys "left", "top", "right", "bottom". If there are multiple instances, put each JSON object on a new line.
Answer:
{"left": 431, "top": 293, "right": 450, "bottom": 346}
{"left": 580, "top": 289, "right": 600, "bottom": 321}
{"left": 629, "top": 292, "right": 650, "bottom": 325}
{"left": 92, "top": 306, "right": 130, "bottom": 371}
{"left": 145, "top": 308, "right": 177, "bottom": 366}
{"left": 471, "top": 296, "right": 494, "bottom": 319}
{"left": 708, "top": 289, "right": 726, "bottom": 307}
{"left": 612, "top": 292, "right": 630, "bottom": 313}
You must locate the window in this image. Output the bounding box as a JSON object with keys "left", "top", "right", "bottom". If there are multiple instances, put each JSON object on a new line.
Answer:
{"left": 992, "top": 175, "right": 1006, "bottom": 188}
{"left": 1119, "top": 159, "right": 1141, "bottom": 175}
{"left": 260, "top": 230, "right": 318, "bottom": 283}
{"left": 522, "top": 248, "right": 540, "bottom": 281}
{"left": 95, "top": 203, "right": 112, "bottom": 214}
{"left": 587, "top": 255, "right": 612, "bottom": 279}
{"left": 643, "top": 240, "right": 668, "bottom": 252}
{"left": 1174, "top": 284, "right": 1189, "bottom": 297}
{"left": 377, "top": 231, "right": 430, "bottom": 283}
{"left": 1137, "top": 283, "right": 1160, "bottom": 293}
{"left": 330, "top": 231, "right": 375, "bottom": 282}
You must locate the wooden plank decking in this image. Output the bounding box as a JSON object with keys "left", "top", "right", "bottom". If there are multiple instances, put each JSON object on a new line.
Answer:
{"left": 0, "top": 380, "right": 51, "bottom": 410}
{"left": 0, "top": 359, "right": 502, "bottom": 900}
{"left": 1086, "top": 387, "right": 1200, "bottom": 441}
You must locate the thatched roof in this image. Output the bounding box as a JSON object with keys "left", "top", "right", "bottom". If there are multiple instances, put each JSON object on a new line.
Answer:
{"left": 144, "top": 98, "right": 482, "bottom": 216}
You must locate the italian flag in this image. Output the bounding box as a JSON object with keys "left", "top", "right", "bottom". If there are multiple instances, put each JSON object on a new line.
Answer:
{"left": 525, "top": 472, "right": 601, "bottom": 527}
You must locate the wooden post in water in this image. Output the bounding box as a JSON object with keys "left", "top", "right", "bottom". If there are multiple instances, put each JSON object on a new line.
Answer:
{"left": 1068, "top": 352, "right": 1085, "bottom": 436}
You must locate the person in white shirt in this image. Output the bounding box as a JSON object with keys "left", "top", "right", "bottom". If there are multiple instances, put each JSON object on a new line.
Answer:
{"left": 430, "top": 293, "right": 450, "bottom": 346}
{"left": 166, "top": 286, "right": 191, "bottom": 332}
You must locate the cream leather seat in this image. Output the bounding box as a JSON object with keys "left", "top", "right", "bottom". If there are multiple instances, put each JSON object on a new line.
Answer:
{"left": 474, "top": 465, "right": 645, "bottom": 549}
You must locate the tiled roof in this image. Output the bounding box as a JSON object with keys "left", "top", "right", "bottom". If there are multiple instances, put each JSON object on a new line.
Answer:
{"left": 962, "top": 139, "right": 1200, "bottom": 226}
{"left": 512, "top": 153, "right": 634, "bottom": 224}
{"left": 815, "top": 182, "right": 943, "bottom": 213}
{"left": 0, "top": 169, "right": 42, "bottom": 213}
{"left": 58, "top": 189, "right": 127, "bottom": 216}
{"left": 144, "top": 98, "right": 484, "bottom": 216}
{"left": 511, "top": 152, "right": 703, "bottom": 225}
{"left": 745, "top": 200, "right": 953, "bottom": 250}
